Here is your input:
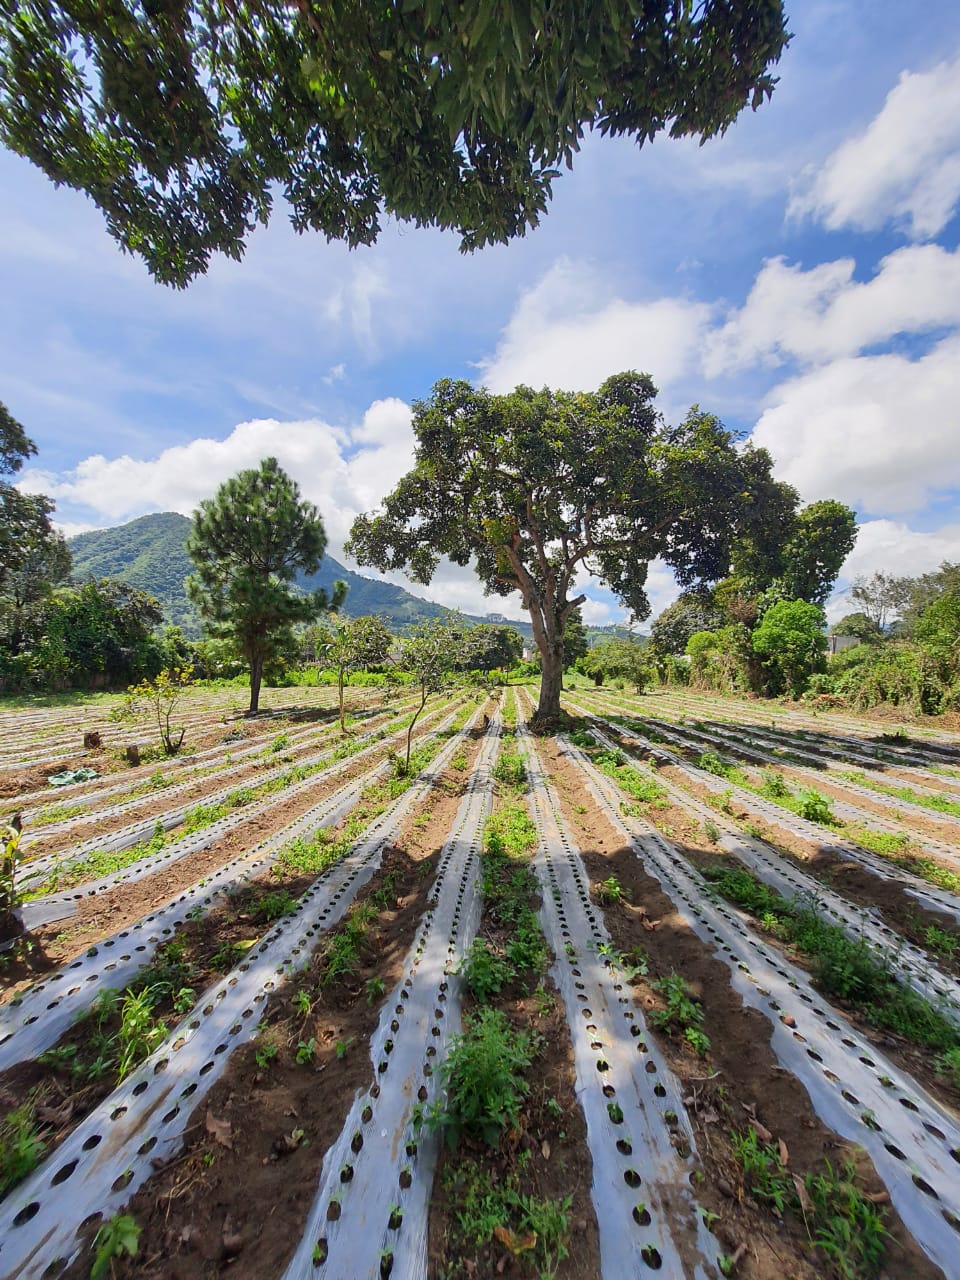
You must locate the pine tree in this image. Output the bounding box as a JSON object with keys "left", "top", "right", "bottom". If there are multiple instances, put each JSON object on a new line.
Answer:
{"left": 187, "top": 458, "right": 344, "bottom": 713}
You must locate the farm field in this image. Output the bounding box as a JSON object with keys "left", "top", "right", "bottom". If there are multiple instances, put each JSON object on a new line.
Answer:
{"left": 1, "top": 682, "right": 959, "bottom": 1280}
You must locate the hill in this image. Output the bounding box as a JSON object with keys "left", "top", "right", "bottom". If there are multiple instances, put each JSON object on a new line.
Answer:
{"left": 67, "top": 512, "right": 533, "bottom": 638}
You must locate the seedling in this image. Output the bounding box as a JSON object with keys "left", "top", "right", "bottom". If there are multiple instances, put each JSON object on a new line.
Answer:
{"left": 365, "top": 976, "right": 386, "bottom": 1004}
{"left": 594, "top": 875, "right": 628, "bottom": 905}
{"left": 294, "top": 989, "right": 312, "bottom": 1016}
{"left": 296, "top": 1037, "right": 317, "bottom": 1065}
{"left": 90, "top": 1213, "right": 141, "bottom": 1280}
{"left": 335, "top": 1036, "right": 355, "bottom": 1060}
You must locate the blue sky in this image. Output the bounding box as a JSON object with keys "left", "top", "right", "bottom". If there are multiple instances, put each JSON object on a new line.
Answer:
{"left": 5, "top": 0, "right": 960, "bottom": 627}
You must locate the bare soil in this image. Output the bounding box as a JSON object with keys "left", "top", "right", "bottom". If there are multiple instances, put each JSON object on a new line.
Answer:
{"left": 540, "top": 737, "right": 945, "bottom": 1280}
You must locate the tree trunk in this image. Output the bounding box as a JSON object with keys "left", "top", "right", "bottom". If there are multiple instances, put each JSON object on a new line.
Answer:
{"left": 248, "top": 653, "right": 264, "bottom": 715}
{"left": 536, "top": 641, "right": 565, "bottom": 723}
{"left": 405, "top": 689, "right": 428, "bottom": 772}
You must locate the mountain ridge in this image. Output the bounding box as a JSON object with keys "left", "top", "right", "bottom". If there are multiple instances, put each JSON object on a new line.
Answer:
{"left": 67, "top": 512, "right": 533, "bottom": 637}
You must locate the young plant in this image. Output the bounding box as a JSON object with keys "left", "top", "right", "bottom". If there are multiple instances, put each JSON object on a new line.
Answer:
{"left": 90, "top": 1213, "right": 141, "bottom": 1280}
{"left": 0, "top": 1100, "right": 45, "bottom": 1196}
{"left": 650, "top": 972, "right": 710, "bottom": 1057}
{"left": 112, "top": 666, "right": 193, "bottom": 756}
{"left": 459, "top": 940, "right": 515, "bottom": 1003}
{"left": 429, "top": 1007, "right": 538, "bottom": 1147}
{"left": 594, "top": 874, "right": 628, "bottom": 905}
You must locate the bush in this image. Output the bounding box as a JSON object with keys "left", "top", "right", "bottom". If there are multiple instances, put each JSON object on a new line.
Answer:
{"left": 430, "top": 1008, "right": 538, "bottom": 1147}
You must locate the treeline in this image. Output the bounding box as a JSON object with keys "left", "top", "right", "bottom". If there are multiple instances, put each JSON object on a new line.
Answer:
{"left": 650, "top": 563, "right": 959, "bottom": 716}
{"left": 812, "top": 565, "right": 960, "bottom": 715}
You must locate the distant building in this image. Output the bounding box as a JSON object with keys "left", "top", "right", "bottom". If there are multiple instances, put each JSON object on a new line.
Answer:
{"left": 485, "top": 612, "right": 507, "bottom": 623}
{"left": 827, "top": 634, "right": 860, "bottom": 656}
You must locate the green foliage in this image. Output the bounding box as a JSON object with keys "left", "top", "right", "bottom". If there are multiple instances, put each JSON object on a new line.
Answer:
{"left": 311, "top": 614, "right": 393, "bottom": 730}
{"left": 394, "top": 617, "right": 468, "bottom": 771}
{"left": 650, "top": 972, "right": 710, "bottom": 1057}
{"left": 650, "top": 593, "right": 725, "bottom": 657}
{"left": 187, "top": 458, "right": 346, "bottom": 713}
{"left": 706, "top": 865, "right": 960, "bottom": 1057}
{"left": 493, "top": 751, "right": 527, "bottom": 790}
{"left": 0, "top": 1099, "right": 45, "bottom": 1196}
{"left": 444, "top": 1158, "right": 572, "bottom": 1279}
{"left": 347, "top": 374, "right": 797, "bottom": 723}
{"left": 0, "top": 820, "right": 23, "bottom": 922}
{"left": 430, "top": 1008, "right": 538, "bottom": 1147}
{"left": 594, "top": 875, "right": 628, "bottom": 905}
{"left": 752, "top": 599, "right": 828, "bottom": 696}
{"left": 90, "top": 1214, "right": 141, "bottom": 1280}
{"left": 460, "top": 940, "right": 516, "bottom": 1003}
{"left": 0, "top": 3, "right": 787, "bottom": 286}
{"left": 796, "top": 789, "right": 835, "bottom": 824}
{"left": 113, "top": 665, "right": 193, "bottom": 755}
{"left": 733, "top": 1129, "right": 792, "bottom": 1212}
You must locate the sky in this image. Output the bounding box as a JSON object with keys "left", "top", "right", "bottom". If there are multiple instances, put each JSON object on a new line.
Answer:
{"left": 4, "top": 0, "right": 960, "bottom": 629}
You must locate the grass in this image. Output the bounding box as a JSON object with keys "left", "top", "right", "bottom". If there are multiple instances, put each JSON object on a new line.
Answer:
{"left": 0, "top": 1099, "right": 46, "bottom": 1197}
{"left": 836, "top": 770, "right": 960, "bottom": 819}
{"left": 733, "top": 1130, "right": 890, "bottom": 1277}
{"left": 705, "top": 864, "right": 960, "bottom": 1061}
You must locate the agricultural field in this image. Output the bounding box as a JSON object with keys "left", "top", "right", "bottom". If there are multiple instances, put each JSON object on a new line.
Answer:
{"left": 1, "top": 681, "right": 959, "bottom": 1280}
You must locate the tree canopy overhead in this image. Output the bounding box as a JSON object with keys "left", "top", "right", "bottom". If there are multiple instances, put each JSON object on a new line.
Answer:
{"left": 0, "top": 0, "right": 788, "bottom": 286}
{"left": 346, "top": 372, "right": 797, "bottom": 723}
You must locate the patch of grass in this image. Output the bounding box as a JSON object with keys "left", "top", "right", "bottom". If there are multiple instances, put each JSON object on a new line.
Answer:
{"left": 734, "top": 1132, "right": 890, "bottom": 1278}
{"left": 0, "top": 1099, "right": 45, "bottom": 1196}
{"left": 705, "top": 864, "right": 960, "bottom": 1059}
{"left": 442, "top": 1158, "right": 571, "bottom": 1279}
{"left": 837, "top": 770, "right": 960, "bottom": 819}
{"left": 23, "top": 821, "right": 167, "bottom": 897}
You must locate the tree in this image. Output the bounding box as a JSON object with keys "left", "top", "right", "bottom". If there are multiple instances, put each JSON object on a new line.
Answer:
{"left": 346, "top": 373, "right": 795, "bottom": 725}
{"left": 41, "top": 579, "right": 164, "bottom": 687}
{"left": 0, "top": 2, "right": 788, "bottom": 287}
{"left": 314, "top": 615, "right": 393, "bottom": 731}
{"left": 0, "top": 401, "right": 70, "bottom": 600}
{"left": 113, "top": 666, "right": 194, "bottom": 756}
{"left": 850, "top": 571, "right": 912, "bottom": 633}
{"left": 396, "top": 617, "right": 467, "bottom": 774}
{"left": 752, "top": 599, "right": 827, "bottom": 697}
{"left": 650, "top": 592, "right": 725, "bottom": 656}
{"left": 463, "top": 624, "right": 524, "bottom": 673}
{"left": 561, "top": 608, "right": 588, "bottom": 671}
{"left": 581, "top": 636, "right": 650, "bottom": 691}
{"left": 187, "top": 458, "right": 345, "bottom": 714}
{"left": 775, "top": 499, "right": 858, "bottom": 606}
{"left": 830, "top": 612, "right": 882, "bottom": 644}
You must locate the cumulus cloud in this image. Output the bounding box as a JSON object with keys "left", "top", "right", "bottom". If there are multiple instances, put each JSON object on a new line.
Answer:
{"left": 477, "top": 258, "right": 711, "bottom": 393}
{"left": 790, "top": 51, "right": 960, "bottom": 239}
{"left": 704, "top": 244, "right": 960, "bottom": 375}
{"left": 21, "top": 399, "right": 414, "bottom": 554}
{"left": 825, "top": 518, "right": 960, "bottom": 623}
{"left": 749, "top": 333, "right": 960, "bottom": 513}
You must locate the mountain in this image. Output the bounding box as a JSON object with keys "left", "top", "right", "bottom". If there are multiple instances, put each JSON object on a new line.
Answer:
{"left": 67, "top": 512, "right": 532, "bottom": 638}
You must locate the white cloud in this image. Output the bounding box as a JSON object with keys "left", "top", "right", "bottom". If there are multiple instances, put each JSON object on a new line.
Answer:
{"left": 20, "top": 399, "right": 414, "bottom": 555}
{"left": 749, "top": 333, "right": 960, "bottom": 513}
{"left": 477, "top": 258, "right": 711, "bottom": 393}
{"left": 791, "top": 51, "right": 960, "bottom": 239}
{"left": 825, "top": 518, "right": 960, "bottom": 622}
{"left": 704, "top": 244, "right": 960, "bottom": 375}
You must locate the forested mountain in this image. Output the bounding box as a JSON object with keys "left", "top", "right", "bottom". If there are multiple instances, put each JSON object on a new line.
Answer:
{"left": 67, "top": 512, "right": 533, "bottom": 638}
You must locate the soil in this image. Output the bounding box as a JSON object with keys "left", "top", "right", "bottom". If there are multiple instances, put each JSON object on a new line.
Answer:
{"left": 0, "top": 705, "right": 462, "bottom": 998}
{"left": 59, "top": 729, "right": 487, "bottom": 1279}
{"left": 426, "top": 788, "right": 601, "bottom": 1280}
{"left": 647, "top": 760, "right": 960, "bottom": 972}
{"left": 538, "top": 736, "right": 945, "bottom": 1280}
